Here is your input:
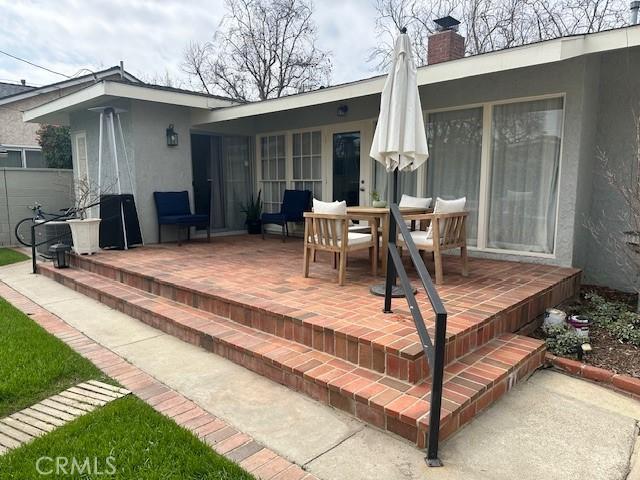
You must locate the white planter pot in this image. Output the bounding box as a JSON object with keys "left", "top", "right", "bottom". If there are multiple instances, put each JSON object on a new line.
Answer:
{"left": 67, "top": 218, "right": 101, "bottom": 255}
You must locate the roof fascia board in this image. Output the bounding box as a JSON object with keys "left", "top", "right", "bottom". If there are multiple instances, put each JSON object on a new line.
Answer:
{"left": 23, "top": 82, "right": 107, "bottom": 122}
{"left": 103, "top": 82, "right": 234, "bottom": 108}
{"left": 0, "top": 67, "right": 138, "bottom": 106}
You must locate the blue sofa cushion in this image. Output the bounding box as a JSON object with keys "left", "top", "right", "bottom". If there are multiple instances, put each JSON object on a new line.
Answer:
{"left": 158, "top": 214, "right": 209, "bottom": 225}
{"left": 154, "top": 191, "right": 192, "bottom": 217}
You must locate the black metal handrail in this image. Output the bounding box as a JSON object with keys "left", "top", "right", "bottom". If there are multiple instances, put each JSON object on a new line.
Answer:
{"left": 384, "top": 202, "right": 447, "bottom": 467}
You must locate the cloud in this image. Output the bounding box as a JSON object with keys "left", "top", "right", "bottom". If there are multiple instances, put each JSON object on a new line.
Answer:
{"left": 0, "top": 0, "right": 382, "bottom": 89}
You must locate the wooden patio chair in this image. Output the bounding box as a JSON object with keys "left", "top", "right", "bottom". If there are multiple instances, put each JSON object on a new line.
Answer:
{"left": 303, "top": 212, "right": 378, "bottom": 286}
{"left": 398, "top": 211, "right": 469, "bottom": 284}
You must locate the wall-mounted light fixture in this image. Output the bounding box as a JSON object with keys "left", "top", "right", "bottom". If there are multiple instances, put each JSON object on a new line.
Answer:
{"left": 337, "top": 104, "right": 349, "bottom": 117}
{"left": 166, "top": 124, "right": 179, "bottom": 147}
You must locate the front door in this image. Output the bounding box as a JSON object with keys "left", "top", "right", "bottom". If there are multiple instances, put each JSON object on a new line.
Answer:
{"left": 332, "top": 131, "right": 361, "bottom": 206}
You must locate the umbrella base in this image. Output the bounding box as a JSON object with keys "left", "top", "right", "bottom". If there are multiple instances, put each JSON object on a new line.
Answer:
{"left": 369, "top": 283, "right": 417, "bottom": 298}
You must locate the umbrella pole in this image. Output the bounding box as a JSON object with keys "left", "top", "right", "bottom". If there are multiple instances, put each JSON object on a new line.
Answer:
{"left": 383, "top": 169, "right": 399, "bottom": 311}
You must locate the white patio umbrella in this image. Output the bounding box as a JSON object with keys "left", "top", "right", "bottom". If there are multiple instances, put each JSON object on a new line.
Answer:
{"left": 370, "top": 28, "right": 429, "bottom": 298}
{"left": 370, "top": 28, "right": 429, "bottom": 203}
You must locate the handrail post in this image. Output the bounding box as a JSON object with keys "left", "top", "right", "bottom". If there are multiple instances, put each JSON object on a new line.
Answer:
{"left": 426, "top": 310, "right": 447, "bottom": 467}
{"left": 383, "top": 203, "right": 397, "bottom": 313}
{"left": 31, "top": 224, "right": 37, "bottom": 274}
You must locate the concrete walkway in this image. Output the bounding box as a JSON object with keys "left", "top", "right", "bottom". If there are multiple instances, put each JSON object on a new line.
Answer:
{"left": 2, "top": 260, "right": 639, "bottom": 480}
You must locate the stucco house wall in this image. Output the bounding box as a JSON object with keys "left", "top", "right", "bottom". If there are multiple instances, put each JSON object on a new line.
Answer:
{"left": 70, "top": 99, "right": 193, "bottom": 244}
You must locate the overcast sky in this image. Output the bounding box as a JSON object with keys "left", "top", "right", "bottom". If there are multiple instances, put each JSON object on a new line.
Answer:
{"left": 0, "top": 0, "right": 383, "bottom": 90}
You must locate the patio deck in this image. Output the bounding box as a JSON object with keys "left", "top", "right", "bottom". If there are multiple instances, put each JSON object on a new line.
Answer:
{"left": 38, "top": 235, "right": 580, "bottom": 448}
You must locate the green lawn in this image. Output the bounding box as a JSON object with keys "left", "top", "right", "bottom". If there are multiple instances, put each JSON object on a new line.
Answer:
{"left": 0, "top": 248, "right": 28, "bottom": 267}
{"left": 0, "top": 297, "right": 107, "bottom": 417}
{"left": 0, "top": 396, "right": 253, "bottom": 479}
{"left": 0, "top": 296, "right": 253, "bottom": 479}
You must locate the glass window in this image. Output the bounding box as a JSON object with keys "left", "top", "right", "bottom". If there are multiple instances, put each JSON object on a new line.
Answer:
{"left": 25, "top": 150, "right": 45, "bottom": 168}
{"left": 259, "top": 135, "right": 286, "bottom": 213}
{"left": 487, "top": 97, "right": 563, "bottom": 253}
{"left": 0, "top": 150, "right": 23, "bottom": 168}
{"left": 426, "top": 107, "right": 483, "bottom": 246}
{"left": 293, "top": 131, "right": 322, "bottom": 200}
{"left": 371, "top": 160, "right": 417, "bottom": 203}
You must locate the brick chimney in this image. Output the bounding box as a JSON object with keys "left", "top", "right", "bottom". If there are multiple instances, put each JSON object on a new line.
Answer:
{"left": 427, "top": 16, "right": 465, "bottom": 65}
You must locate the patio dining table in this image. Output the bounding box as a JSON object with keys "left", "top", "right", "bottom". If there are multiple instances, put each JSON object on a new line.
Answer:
{"left": 346, "top": 206, "right": 431, "bottom": 273}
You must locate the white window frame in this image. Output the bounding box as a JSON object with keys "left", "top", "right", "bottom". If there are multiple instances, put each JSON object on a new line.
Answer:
{"left": 73, "top": 131, "right": 88, "bottom": 181}
{"left": 257, "top": 133, "right": 288, "bottom": 213}
{"left": 424, "top": 92, "right": 566, "bottom": 258}
{"left": 291, "top": 130, "right": 323, "bottom": 199}
{"left": 0, "top": 144, "right": 42, "bottom": 168}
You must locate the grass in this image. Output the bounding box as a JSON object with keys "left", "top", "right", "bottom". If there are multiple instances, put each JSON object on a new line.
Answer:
{"left": 0, "top": 296, "right": 253, "bottom": 479}
{"left": 0, "top": 297, "right": 108, "bottom": 417}
{"left": 0, "top": 248, "right": 28, "bottom": 267}
{"left": 0, "top": 395, "right": 254, "bottom": 479}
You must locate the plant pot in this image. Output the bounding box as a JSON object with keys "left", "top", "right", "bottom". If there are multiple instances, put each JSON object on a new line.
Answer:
{"left": 246, "top": 220, "right": 262, "bottom": 235}
{"left": 67, "top": 218, "right": 101, "bottom": 255}
{"left": 372, "top": 200, "right": 387, "bottom": 208}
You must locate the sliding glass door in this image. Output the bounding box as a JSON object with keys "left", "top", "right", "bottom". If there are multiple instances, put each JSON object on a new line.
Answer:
{"left": 425, "top": 96, "right": 563, "bottom": 255}
{"left": 487, "top": 98, "right": 563, "bottom": 253}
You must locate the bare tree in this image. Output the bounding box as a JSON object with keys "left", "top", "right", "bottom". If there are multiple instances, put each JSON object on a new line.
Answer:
{"left": 586, "top": 108, "right": 640, "bottom": 309}
{"left": 182, "top": 0, "right": 331, "bottom": 101}
{"left": 370, "top": 0, "right": 628, "bottom": 70}
{"left": 140, "top": 69, "right": 186, "bottom": 89}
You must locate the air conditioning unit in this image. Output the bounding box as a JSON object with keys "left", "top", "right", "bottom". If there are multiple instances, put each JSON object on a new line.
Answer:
{"left": 35, "top": 220, "right": 72, "bottom": 257}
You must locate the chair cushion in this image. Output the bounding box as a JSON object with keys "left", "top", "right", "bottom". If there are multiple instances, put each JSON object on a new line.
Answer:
{"left": 158, "top": 214, "right": 208, "bottom": 225}
{"left": 262, "top": 212, "right": 287, "bottom": 224}
{"left": 426, "top": 197, "right": 466, "bottom": 239}
{"left": 409, "top": 230, "right": 434, "bottom": 248}
{"left": 154, "top": 191, "right": 192, "bottom": 216}
{"left": 399, "top": 194, "right": 432, "bottom": 209}
{"left": 313, "top": 199, "right": 347, "bottom": 239}
{"left": 343, "top": 232, "right": 373, "bottom": 247}
{"left": 281, "top": 190, "right": 311, "bottom": 222}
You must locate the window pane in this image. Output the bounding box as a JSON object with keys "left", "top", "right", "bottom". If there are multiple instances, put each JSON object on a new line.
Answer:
{"left": 487, "top": 97, "right": 563, "bottom": 253}
{"left": 276, "top": 135, "right": 285, "bottom": 157}
{"left": 312, "top": 156, "right": 321, "bottom": 179}
{"left": 0, "top": 150, "right": 23, "bottom": 168}
{"left": 269, "top": 159, "right": 276, "bottom": 180}
{"left": 302, "top": 132, "right": 311, "bottom": 155}
{"left": 427, "top": 107, "right": 483, "bottom": 246}
{"left": 293, "top": 157, "right": 301, "bottom": 179}
{"left": 268, "top": 137, "right": 276, "bottom": 157}
{"left": 277, "top": 158, "right": 285, "bottom": 179}
{"left": 25, "top": 150, "right": 46, "bottom": 168}
{"left": 261, "top": 137, "right": 268, "bottom": 158}
{"left": 293, "top": 133, "right": 301, "bottom": 156}
{"left": 302, "top": 157, "right": 311, "bottom": 179}
{"left": 312, "top": 131, "right": 321, "bottom": 154}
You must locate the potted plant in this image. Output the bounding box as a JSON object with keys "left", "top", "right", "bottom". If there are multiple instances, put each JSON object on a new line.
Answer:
{"left": 66, "top": 177, "right": 102, "bottom": 255}
{"left": 371, "top": 191, "right": 387, "bottom": 208}
{"left": 241, "top": 190, "right": 263, "bottom": 234}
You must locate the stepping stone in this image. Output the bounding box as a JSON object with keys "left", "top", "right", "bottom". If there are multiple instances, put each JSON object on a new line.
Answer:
{"left": 20, "top": 408, "right": 66, "bottom": 427}
{"left": 1, "top": 418, "right": 46, "bottom": 438}
{"left": 59, "top": 390, "right": 106, "bottom": 407}
{"left": 0, "top": 423, "right": 32, "bottom": 443}
{"left": 87, "top": 380, "right": 130, "bottom": 396}
{"left": 10, "top": 413, "right": 56, "bottom": 433}
{"left": 0, "top": 380, "right": 130, "bottom": 455}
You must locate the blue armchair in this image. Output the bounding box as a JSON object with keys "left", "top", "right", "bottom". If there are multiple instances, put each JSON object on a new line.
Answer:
{"left": 153, "top": 191, "right": 209, "bottom": 244}
{"left": 261, "top": 189, "right": 311, "bottom": 241}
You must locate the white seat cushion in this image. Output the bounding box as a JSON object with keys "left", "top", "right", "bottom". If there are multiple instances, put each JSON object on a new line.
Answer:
{"left": 343, "top": 232, "right": 372, "bottom": 247}
{"left": 399, "top": 194, "right": 432, "bottom": 209}
{"left": 408, "top": 230, "right": 433, "bottom": 248}
{"left": 312, "top": 232, "right": 372, "bottom": 247}
{"left": 426, "top": 197, "right": 466, "bottom": 239}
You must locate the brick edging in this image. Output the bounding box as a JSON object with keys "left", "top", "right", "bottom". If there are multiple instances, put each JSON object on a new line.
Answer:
{"left": 0, "top": 282, "right": 318, "bottom": 480}
{"left": 545, "top": 353, "right": 640, "bottom": 399}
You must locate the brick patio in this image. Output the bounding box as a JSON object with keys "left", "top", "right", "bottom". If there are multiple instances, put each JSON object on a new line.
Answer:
{"left": 38, "top": 235, "right": 581, "bottom": 448}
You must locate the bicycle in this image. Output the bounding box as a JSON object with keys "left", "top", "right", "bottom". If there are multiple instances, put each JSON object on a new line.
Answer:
{"left": 14, "top": 202, "right": 76, "bottom": 248}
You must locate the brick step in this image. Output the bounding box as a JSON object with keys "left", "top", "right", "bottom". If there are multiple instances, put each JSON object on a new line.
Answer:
{"left": 66, "top": 253, "right": 573, "bottom": 384}
{"left": 39, "top": 263, "right": 546, "bottom": 447}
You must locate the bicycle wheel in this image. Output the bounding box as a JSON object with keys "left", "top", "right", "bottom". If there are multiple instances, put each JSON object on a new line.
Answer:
{"left": 14, "top": 217, "right": 37, "bottom": 247}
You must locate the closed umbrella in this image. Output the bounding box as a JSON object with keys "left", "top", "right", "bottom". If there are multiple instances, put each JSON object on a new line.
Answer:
{"left": 369, "top": 28, "right": 429, "bottom": 299}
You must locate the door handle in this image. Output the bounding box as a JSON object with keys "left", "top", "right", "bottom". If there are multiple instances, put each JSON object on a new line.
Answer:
{"left": 359, "top": 188, "right": 365, "bottom": 192}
